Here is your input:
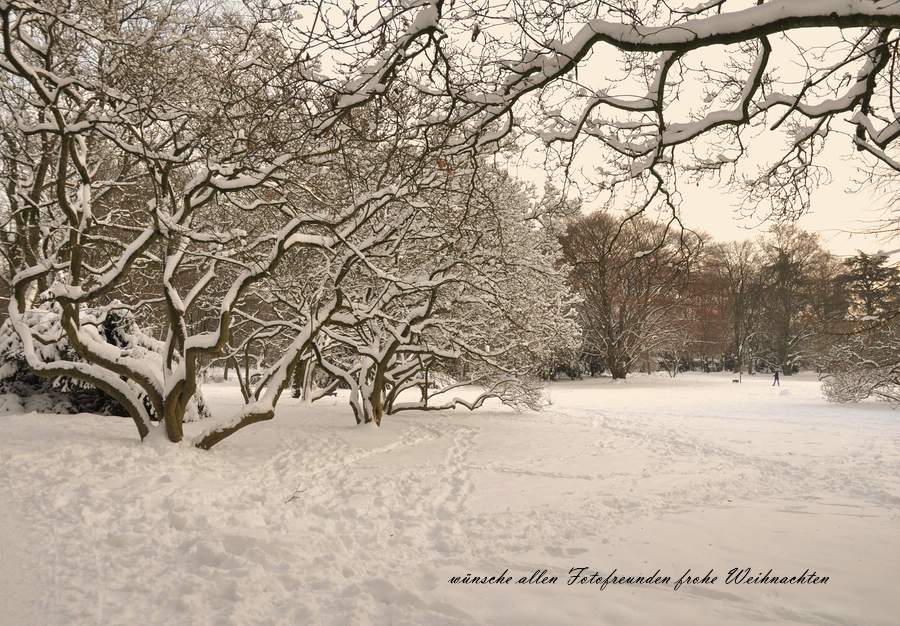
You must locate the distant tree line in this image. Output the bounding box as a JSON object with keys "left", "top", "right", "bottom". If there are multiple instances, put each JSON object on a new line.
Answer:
{"left": 555, "top": 215, "right": 900, "bottom": 382}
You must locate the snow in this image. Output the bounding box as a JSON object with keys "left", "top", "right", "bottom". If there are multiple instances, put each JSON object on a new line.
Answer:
{"left": 1, "top": 373, "right": 899, "bottom": 624}
{"left": 0, "top": 393, "right": 24, "bottom": 415}
{"left": 0, "top": 483, "right": 46, "bottom": 624}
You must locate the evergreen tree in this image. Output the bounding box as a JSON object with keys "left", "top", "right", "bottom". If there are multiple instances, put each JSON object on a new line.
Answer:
{"left": 840, "top": 252, "right": 900, "bottom": 318}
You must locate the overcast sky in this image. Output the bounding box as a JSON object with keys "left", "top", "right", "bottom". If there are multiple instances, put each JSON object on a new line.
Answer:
{"left": 512, "top": 137, "right": 898, "bottom": 258}
{"left": 675, "top": 138, "right": 897, "bottom": 258}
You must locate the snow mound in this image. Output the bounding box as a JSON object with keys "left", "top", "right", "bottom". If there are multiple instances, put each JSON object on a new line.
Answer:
{"left": 0, "top": 393, "right": 24, "bottom": 416}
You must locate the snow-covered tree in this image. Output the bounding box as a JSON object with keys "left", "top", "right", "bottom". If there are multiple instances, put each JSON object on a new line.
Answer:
{"left": 0, "top": 304, "right": 210, "bottom": 419}
{"left": 819, "top": 254, "right": 900, "bottom": 403}
{"left": 336, "top": 1, "right": 900, "bottom": 226}
{"left": 0, "top": 0, "right": 457, "bottom": 446}
{"left": 311, "top": 167, "right": 580, "bottom": 425}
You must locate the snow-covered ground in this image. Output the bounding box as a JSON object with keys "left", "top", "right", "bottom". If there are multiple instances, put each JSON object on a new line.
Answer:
{"left": 1, "top": 373, "right": 899, "bottom": 625}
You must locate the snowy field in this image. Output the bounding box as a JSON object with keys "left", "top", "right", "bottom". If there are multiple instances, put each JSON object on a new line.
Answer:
{"left": 2, "top": 373, "right": 899, "bottom": 626}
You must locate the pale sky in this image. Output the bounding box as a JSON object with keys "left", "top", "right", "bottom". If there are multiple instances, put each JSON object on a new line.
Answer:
{"left": 676, "top": 143, "right": 897, "bottom": 258}
{"left": 511, "top": 135, "right": 899, "bottom": 258}
{"left": 682, "top": 168, "right": 900, "bottom": 255}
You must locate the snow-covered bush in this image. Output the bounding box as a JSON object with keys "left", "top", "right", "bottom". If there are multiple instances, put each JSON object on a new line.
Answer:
{"left": 821, "top": 323, "right": 900, "bottom": 404}
{"left": 0, "top": 305, "right": 210, "bottom": 420}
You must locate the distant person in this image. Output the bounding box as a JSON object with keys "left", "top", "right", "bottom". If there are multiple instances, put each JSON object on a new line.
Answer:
{"left": 772, "top": 369, "right": 780, "bottom": 387}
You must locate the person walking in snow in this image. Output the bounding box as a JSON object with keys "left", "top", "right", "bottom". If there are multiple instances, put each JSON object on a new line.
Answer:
{"left": 772, "top": 368, "right": 780, "bottom": 387}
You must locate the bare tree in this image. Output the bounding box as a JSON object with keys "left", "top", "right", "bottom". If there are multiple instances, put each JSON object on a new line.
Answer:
{"left": 705, "top": 240, "right": 766, "bottom": 374}
{"left": 758, "top": 225, "right": 834, "bottom": 373}
{"left": 560, "top": 212, "right": 701, "bottom": 379}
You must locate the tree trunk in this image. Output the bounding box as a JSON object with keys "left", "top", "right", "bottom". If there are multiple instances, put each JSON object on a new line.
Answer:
{"left": 609, "top": 362, "right": 628, "bottom": 379}
{"left": 163, "top": 384, "right": 188, "bottom": 443}
{"left": 369, "top": 371, "right": 385, "bottom": 426}
{"left": 420, "top": 365, "right": 429, "bottom": 405}
{"left": 291, "top": 358, "right": 307, "bottom": 399}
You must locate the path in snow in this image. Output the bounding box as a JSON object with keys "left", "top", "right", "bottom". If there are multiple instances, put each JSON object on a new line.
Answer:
{"left": 0, "top": 485, "right": 49, "bottom": 624}
{"left": 1, "top": 372, "right": 899, "bottom": 625}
